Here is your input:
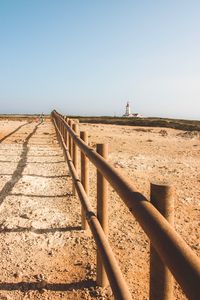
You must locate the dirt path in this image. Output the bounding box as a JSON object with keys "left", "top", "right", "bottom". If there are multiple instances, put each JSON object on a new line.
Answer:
{"left": 0, "top": 120, "right": 109, "bottom": 300}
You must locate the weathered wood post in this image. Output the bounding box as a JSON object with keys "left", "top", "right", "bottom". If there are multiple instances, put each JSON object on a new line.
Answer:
{"left": 80, "top": 131, "right": 89, "bottom": 230}
{"left": 68, "top": 119, "right": 73, "bottom": 158}
{"left": 60, "top": 117, "right": 64, "bottom": 137}
{"left": 67, "top": 118, "right": 70, "bottom": 151}
{"left": 72, "top": 123, "right": 78, "bottom": 195}
{"left": 63, "top": 121, "right": 65, "bottom": 141}
{"left": 96, "top": 143, "right": 109, "bottom": 287}
{"left": 58, "top": 119, "right": 62, "bottom": 146}
{"left": 63, "top": 117, "right": 68, "bottom": 146}
{"left": 150, "top": 183, "right": 174, "bottom": 300}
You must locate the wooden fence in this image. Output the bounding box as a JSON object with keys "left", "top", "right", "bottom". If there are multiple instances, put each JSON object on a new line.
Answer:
{"left": 52, "top": 110, "right": 200, "bottom": 300}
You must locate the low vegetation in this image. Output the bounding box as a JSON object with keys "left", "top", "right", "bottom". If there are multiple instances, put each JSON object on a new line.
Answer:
{"left": 1, "top": 114, "right": 199, "bottom": 131}
{"left": 69, "top": 116, "right": 200, "bottom": 131}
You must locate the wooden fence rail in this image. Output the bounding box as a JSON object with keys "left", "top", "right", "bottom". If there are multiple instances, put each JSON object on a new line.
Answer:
{"left": 52, "top": 110, "right": 200, "bottom": 300}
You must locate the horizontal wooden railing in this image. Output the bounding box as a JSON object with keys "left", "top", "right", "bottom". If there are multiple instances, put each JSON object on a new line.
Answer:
{"left": 52, "top": 110, "right": 200, "bottom": 300}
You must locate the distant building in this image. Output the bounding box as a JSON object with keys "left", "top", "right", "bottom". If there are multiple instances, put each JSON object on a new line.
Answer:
{"left": 122, "top": 101, "right": 143, "bottom": 118}
{"left": 123, "top": 101, "right": 131, "bottom": 116}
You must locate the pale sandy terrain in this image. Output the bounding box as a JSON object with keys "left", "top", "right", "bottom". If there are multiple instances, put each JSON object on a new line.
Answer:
{"left": 79, "top": 122, "right": 200, "bottom": 300}
{"left": 0, "top": 120, "right": 104, "bottom": 300}
{"left": 0, "top": 119, "right": 199, "bottom": 300}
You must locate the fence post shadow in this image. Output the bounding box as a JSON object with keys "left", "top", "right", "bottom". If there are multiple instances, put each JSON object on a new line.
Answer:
{"left": 0, "top": 123, "right": 40, "bottom": 206}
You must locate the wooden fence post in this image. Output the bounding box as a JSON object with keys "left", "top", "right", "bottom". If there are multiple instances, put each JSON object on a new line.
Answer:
{"left": 65, "top": 118, "right": 69, "bottom": 147}
{"left": 68, "top": 120, "right": 73, "bottom": 157}
{"left": 80, "top": 131, "right": 89, "bottom": 230}
{"left": 67, "top": 118, "right": 70, "bottom": 151}
{"left": 72, "top": 123, "right": 78, "bottom": 195}
{"left": 150, "top": 183, "right": 174, "bottom": 300}
{"left": 96, "top": 143, "right": 109, "bottom": 287}
{"left": 60, "top": 118, "right": 63, "bottom": 137}
{"left": 58, "top": 119, "right": 62, "bottom": 146}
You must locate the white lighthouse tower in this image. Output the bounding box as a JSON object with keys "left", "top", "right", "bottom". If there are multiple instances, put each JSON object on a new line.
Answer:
{"left": 122, "top": 101, "right": 143, "bottom": 118}
{"left": 125, "top": 102, "right": 131, "bottom": 116}
{"left": 123, "top": 101, "right": 132, "bottom": 117}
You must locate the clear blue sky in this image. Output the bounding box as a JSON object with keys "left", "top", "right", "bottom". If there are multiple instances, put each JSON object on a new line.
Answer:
{"left": 0, "top": 0, "right": 200, "bottom": 119}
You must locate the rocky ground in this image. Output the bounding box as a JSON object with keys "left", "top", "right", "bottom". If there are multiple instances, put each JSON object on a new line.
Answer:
{"left": 79, "top": 122, "right": 200, "bottom": 300}
{"left": 0, "top": 119, "right": 199, "bottom": 299}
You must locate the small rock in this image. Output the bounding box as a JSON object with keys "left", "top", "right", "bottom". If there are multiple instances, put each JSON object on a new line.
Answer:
{"left": 13, "top": 272, "right": 20, "bottom": 278}
{"left": 74, "top": 260, "right": 82, "bottom": 266}
{"left": 34, "top": 274, "right": 45, "bottom": 281}
{"left": 20, "top": 213, "right": 29, "bottom": 219}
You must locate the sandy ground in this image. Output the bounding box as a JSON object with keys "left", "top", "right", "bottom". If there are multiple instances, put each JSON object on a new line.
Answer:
{"left": 0, "top": 119, "right": 199, "bottom": 299}
{"left": 79, "top": 122, "right": 200, "bottom": 300}
{"left": 0, "top": 119, "right": 109, "bottom": 300}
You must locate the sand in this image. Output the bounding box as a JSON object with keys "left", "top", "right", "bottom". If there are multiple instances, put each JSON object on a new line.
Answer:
{"left": 0, "top": 119, "right": 199, "bottom": 299}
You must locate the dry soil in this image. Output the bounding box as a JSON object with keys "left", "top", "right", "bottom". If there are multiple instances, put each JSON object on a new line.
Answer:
{"left": 0, "top": 119, "right": 199, "bottom": 300}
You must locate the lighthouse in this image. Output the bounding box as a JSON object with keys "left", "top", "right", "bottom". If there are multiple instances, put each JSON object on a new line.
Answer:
{"left": 122, "top": 101, "right": 143, "bottom": 118}
{"left": 123, "top": 101, "right": 132, "bottom": 117}
{"left": 125, "top": 102, "right": 131, "bottom": 116}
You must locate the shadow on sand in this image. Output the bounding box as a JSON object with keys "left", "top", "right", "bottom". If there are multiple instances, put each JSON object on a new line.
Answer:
{"left": 0, "top": 122, "right": 30, "bottom": 144}
{"left": 0, "top": 226, "right": 82, "bottom": 234}
{"left": 0, "top": 279, "right": 96, "bottom": 292}
{"left": 0, "top": 174, "right": 70, "bottom": 179}
{"left": 9, "top": 192, "right": 73, "bottom": 198}
{"left": 0, "top": 123, "right": 40, "bottom": 206}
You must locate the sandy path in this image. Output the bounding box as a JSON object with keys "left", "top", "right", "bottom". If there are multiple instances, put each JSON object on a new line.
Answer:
{"left": 0, "top": 120, "right": 109, "bottom": 300}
